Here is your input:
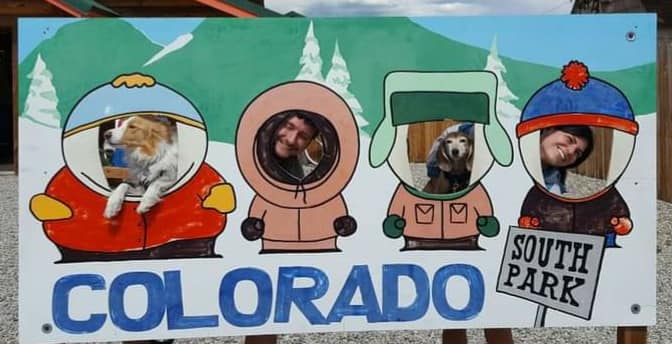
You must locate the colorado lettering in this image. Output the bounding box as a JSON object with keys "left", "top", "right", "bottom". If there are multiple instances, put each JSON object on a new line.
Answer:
{"left": 51, "top": 264, "right": 484, "bottom": 334}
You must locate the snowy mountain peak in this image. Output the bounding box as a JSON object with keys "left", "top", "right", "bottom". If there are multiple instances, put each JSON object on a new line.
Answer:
{"left": 143, "top": 33, "right": 194, "bottom": 67}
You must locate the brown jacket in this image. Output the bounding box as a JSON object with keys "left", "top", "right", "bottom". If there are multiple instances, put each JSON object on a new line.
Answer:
{"left": 519, "top": 184, "right": 630, "bottom": 236}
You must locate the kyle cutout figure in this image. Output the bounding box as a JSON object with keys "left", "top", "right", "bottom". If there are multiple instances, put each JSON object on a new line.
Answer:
{"left": 369, "top": 71, "right": 513, "bottom": 250}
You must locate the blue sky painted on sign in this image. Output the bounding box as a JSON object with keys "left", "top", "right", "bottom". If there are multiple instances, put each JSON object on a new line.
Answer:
{"left": 18, "top": 18, "right": 80, "bottom": 62}
{"left": 122, "top": 18, "right": 203, "bottom": 45}
{"left": 410, "top": 13, "right": 656, "bottom": 71}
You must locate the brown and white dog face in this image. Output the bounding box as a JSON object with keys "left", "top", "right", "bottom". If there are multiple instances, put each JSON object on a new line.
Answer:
{"left": 437, "top": 131, "right": 474, "bottom": 173}
{"left": 104, "top": 116, "right": 173, "bottom": 157}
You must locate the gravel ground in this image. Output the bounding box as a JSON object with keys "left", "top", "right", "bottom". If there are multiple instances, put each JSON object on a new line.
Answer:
{"left": 2, "top": 172, "right": 669, "bottom": 343}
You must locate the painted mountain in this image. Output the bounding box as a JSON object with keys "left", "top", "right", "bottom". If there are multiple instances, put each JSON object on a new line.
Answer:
{"left": 18, "top": 17, "right": 656, "bottom": 143}
{"left": 18, "top": 19, "right": 162, "bottom": 127}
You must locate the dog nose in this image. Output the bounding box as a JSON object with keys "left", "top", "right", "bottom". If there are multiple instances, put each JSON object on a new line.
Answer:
{"left": 451, "top": 149, "right": 459, "bottom": 156}
{"left": 104, "top": 130, "right": 112, "bottom": 140}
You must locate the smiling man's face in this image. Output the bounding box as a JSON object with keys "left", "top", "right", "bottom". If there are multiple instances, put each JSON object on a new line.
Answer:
{"left": 274, "top": 115, "right": 317, "bottom": 159}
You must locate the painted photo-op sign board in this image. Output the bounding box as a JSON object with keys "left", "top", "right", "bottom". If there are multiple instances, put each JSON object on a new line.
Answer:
{"left": 17, "top": 14, "right": 657, "bottom": 343}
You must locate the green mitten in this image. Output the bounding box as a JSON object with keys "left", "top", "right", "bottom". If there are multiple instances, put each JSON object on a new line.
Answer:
{"left": 477, "top": 215, "right": 499, "bottom": 237}
{"left": 383, "top": 214, "right": 406, "bottom": 239}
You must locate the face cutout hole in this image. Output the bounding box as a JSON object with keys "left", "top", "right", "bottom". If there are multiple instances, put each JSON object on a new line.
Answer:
{"left": 538, "top": 125, "right": 613, "bottom": 198}
{"left": 255, "top": 110, "right": 338, "bottom": 185}
{"left": 98, "top": 115, "right": 178, "bottom": 195}
{"left": 407, "top": 120, "right": 476, "bottom": 195}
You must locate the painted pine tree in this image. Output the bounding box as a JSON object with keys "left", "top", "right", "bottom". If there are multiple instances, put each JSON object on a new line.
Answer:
{"left": 325, "top": 41, "right": 368, "bottom": 128}
{"left": 295, "top": 21, "right": 325, "bottom": 83}
{"left": 23, "top": 54, "right": 61, "bottom": 128}
{"left": 484, "top": 36, "right": 520, "bottom": 119}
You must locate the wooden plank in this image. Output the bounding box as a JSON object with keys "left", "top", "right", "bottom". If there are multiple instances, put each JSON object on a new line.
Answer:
{"left": 0, "top": 0, "right": 232, "bottom": 17}
{"left": 408, "top": 120, "right": 458, "bottom": 163}
{"left": 0, "top": 0, "right": 67, "bottom": 16}
{"left": 194, "top": 0, "right": 257, "bottom": 17}
{"left": 573, "top": 126, "right": 612, "bottom": 180}
{"left": 617, "top": 326, "right": 647, "bottom": 344}
{"left": 44, "top": 0, "right": 85, "bottom": 17}
{"left": 97, "top": 0, "right": 219, "bottom": 7}
{"left": 98, "top": 6, "right": 229, "bottom": 16}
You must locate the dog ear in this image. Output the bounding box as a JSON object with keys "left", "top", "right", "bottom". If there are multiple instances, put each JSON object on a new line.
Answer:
{"left": 437, "top": 142, "right": 452, "bottom": 172}
{"left": 149, "top": 121, "right": 171, "bottom": 142}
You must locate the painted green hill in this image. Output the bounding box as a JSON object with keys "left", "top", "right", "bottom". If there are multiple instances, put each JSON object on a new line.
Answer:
{"left": 309, "top": 17, "right": 490, "bottom": 133}
{"left": 143, "top": 16, "right": 495, "bottom": 142}
{"left": 142, "top": 17, "right": 654, "bottom": 143}
{"left": 504, "top": 57, "right": 655, "bottom": 115}
{"left": 312, "top": 17, "right": 655, "bottom": 123}
{"left": 141, "top": 18, "right": 306, "bottom": 143}
{"left": 18, "top": 17, "right": 655, "bottom": 144}
{"left": 18, "top": 19, "right": 162, "bottom": 127}
{"left": 593, "top": 64, "right": 656, "bottom": 115}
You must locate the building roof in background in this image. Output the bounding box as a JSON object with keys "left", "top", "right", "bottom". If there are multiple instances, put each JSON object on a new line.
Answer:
{"left": 572, "top": 0, "right": 670, "bottom": 26}
{"left": 51, "top": 0, "right": 284, "bottom": 17}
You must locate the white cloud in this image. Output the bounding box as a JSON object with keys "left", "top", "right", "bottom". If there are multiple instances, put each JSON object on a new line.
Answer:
{"left": 265, "top": 0, "right": 572, "bottom": 17}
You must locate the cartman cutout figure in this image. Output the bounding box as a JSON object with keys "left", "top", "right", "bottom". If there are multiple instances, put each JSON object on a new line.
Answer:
{"left": 29, "top": 73, "right": 236, "bottom": 262}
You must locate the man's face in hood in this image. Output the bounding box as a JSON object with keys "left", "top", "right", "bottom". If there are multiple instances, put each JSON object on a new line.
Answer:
{"left": 274, "top": 115, "right": 317, "bottom": 159}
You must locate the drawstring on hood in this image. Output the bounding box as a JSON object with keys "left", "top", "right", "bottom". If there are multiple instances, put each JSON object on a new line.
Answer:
{"left": 294, "top": 183, "right": 308, "bottom": 204}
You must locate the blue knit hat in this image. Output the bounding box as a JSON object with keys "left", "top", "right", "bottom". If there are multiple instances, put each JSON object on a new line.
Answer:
{"left": 516, "top": 61, "right": 639, "bottom": 137}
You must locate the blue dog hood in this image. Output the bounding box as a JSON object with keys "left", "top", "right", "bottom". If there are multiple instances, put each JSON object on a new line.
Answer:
{"left": 60, "top": 73, "right": 208, "bottom": 198}
{"left": 64, "top": 74, "right": 204, "bottom": 135}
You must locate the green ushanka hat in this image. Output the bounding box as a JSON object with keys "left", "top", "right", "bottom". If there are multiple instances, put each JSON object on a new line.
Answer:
{"left": 369, "top": 70, "right": 513, "bottom": 168}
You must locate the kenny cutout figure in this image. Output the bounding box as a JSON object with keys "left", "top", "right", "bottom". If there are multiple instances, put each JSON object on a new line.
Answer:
{"left": 236, "top": 81, "right": 359, "bottom": 253}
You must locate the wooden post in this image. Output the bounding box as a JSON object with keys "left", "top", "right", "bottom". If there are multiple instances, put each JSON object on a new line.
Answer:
{"left": 617, "top": 326, "right": 647, "bottom": 344}
{"left": 244, "top": 334, "right": 277, "bottom": 344}
{"left": 442, "top": 329, "right": 468, "bottom": 344}
{"left": 483, "top": 328, "right": 514, "bottom": 344}
{"left": 11, "top": 16, "right": 17, "bottom": 174}
{"left": 657, "top": 30, "right": 672, "bottom": 202}
{"left": 441, "top": 329, "right": 513, "bottom": 344}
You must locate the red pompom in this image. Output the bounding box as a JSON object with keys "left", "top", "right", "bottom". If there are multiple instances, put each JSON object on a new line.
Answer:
{"left": 561, "top": 61, "right": 590, "bottom": 90}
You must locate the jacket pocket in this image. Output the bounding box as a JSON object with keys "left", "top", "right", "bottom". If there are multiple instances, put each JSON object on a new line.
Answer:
{"left": 449, "top": 203, "right": 468, "bottom": 224}
{"left": 415, "top": 204, "right": 435, "bottom": 224}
